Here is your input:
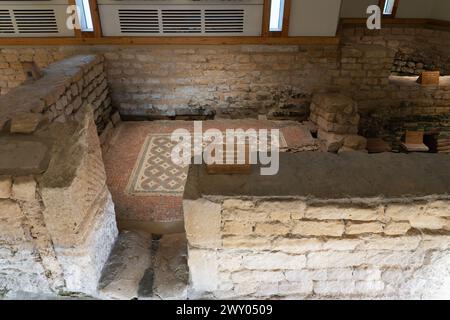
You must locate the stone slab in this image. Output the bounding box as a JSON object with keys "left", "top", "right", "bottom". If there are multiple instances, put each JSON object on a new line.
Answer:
{"left": 0, "top": 136, "right": 51, "bottom": 175}
{"left": 184, "top": 152, "right": 450, "bottom": 200}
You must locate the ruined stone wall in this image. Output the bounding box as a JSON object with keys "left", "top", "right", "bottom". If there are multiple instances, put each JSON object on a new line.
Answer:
{"left": 0, "top": 24, "right": 449, "bottom": 125}
{"left": 184, "top": 197, "right": 450, "bottom": 299}
{"left": 342, "top": 25, "right": 450, "bottom": 76}
{"left": 0, "top": 107, "right": 118, "bottom": 297}
{"left": 0, "top": 54, "right": 112, "bottom": 133}
{"left": 0, "top": 54, "right": 118, "bottom": 297}
{"left": 0, "top": 45, "right": 339, "bottom": 120}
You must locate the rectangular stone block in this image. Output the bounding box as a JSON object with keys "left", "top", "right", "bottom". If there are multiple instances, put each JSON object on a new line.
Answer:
{"left": 0, "top": 176, "right": 12, "bottom": 199}
{"left": 292, "top": 221, "right": 345, "bottom": 237}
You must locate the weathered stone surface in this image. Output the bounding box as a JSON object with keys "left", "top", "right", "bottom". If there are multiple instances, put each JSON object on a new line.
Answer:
{"left": 99, "top": 231, "right": 152, "bottom": 300}
{"left": 153, "top": 233, "right": 188, "bottom": 300}
{"left": 183, "top": 199, "right": 221, "bottom": 249}
{"left": 188, "top": 249, "right": 219, "bottom": 294}
{"left": 0, "top": 137, "right": 50, "bottom": 175}
{"left": 292, "top": 221, "right": 345, "bottom": 237}
{"left": 0, "top": 199, "right": 25, "bottom": 242}
{"left": 345, "top": 222, "right": 384, "bottom": 235}
{"left": 305, "top": 205, "right": 382, "bottom": 221}
{"left": 384, "top": 222, "right": 411, "bottom": 235}
{"left": 10, "top": 113, "right": 44, "bottom": 134}
{"left": 11, "top": 176, "right": 36, "bottom": 202}
{"left": 55, "top": 192, "right": 118, "bottom": 295}
{"left": 0, "top": 176, "right": 12, "bottom": 199}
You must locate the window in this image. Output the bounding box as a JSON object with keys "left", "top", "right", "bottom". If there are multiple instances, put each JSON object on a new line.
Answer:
{"left": 380, "top": 0, "right": 398, "bottom": 17}
{"left": 76, "top": 0, "right": 93, "bottom": 32}
{"left": 269, "top": 0, "right": 285, "bottom": 32}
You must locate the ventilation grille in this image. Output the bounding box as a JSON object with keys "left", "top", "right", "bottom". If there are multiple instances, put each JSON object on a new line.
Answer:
{"left": 162, "top": 9, "right": 201, "bottom": 34}
{"left": 13, "top": 9, "right": 58, "bottom": 34}
{"left": 0, "top": 9, "right": 14, "bottom": 34}
{"left": 119, "top": 9, "right": 159, "bottom": 33}
{"left": 205, "top": 9, "right": 243, "bottom": 33}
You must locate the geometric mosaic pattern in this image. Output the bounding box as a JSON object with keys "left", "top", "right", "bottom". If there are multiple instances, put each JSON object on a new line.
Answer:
{"left": 126, "top": 134, "right": 189, "bottom": 196}
{"left": 126, "top": 132, "right": 287, "bottom": 196}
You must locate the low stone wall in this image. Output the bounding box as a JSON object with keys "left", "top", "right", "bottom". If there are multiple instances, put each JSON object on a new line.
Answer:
{"left": 0, "top": 54, "right": 118, "bottom": 297}
{"left": 0, "top": 107, "right": 118, "bottom": 297}
{"left": 183, "top": 153, "right": 450, "bottom": 299}
{"left": 0, "top": 54, "right": 112, "bottom": 133}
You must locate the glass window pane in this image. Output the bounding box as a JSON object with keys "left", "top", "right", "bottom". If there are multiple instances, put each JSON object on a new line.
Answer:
{"left": 269, "top": 0, "right": 285, "bottom": 32}
{"left": 76, "top": 0, "right": 94, "bottom": 32}
{"left": 383, "top": 0, "right": 395, "bottom": 15}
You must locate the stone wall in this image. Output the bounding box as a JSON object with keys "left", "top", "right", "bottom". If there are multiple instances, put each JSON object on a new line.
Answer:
{"left": 183, "top": 152, "right": 450, "bottom": 299}
{"left": 0, "top": 54, "right": 113, "bottom": 133}
{"left": 0, "top": 107, "right": 118, "bottom": 297}
{"left": 0, "top": 24, "right": 449, "bottom": 139}
{"left": 0, "top": 45, "right": 339, "bottom": 120}
{"left": 184, "top": 197, "right": 450, "bottom": 299}
{"left": 0, "top": 54, "right": 118, "bottom": 297}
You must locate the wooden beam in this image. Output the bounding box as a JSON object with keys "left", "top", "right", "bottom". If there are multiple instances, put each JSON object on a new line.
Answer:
{"left": 261, "top": 0, "right": 271, "bottom": 37}
{"left": 90, "top": 0, "right": 103, "bottom": 38}
{"left": 0, "top": 36, "right": 340, "bottom": 46}
{"left": 281, "top": 0, "right": 291, "bottom": 37}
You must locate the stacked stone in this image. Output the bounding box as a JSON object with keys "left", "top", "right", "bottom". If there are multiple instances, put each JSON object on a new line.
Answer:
{"left": 391, "top": 52, "right": 436, "bottom": 76}
{"left": 309, "top": 93, "right": 367, "bottom": 153}
{"left": 0, "top": 175, "right": 66, "bottom": 295}
{"left": 0, "top": 54, "right": 113, "bottom": 135}
{"left": 184, "top": 197, "right": 450, "bottom": 299}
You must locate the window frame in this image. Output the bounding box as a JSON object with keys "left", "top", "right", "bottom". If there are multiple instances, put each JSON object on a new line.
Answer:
{"left": 379, "top": 0, "right": 400, "bottom": 18}
{"left": 262, "top": 0, "right": 291, "bottom": 37}
{"left": 70, "top": 0, "right": 102, "bottom": 38}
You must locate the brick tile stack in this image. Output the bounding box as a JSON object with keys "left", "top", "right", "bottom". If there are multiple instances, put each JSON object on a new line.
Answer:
{"left": 309, "top": 93, "right": 367, "bottom": 153}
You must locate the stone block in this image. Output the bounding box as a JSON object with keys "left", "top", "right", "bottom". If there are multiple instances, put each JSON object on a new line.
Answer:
{"left": 292, "top": 221, "right": 345, "bottom": 237}
{"left": 344, "top": 135, "right": 367, "bottom": 150}
{"left": 242, "top": 252, "right": 306, "bottom": 270}
{"left": 10, "top": 113, "right": 44, "bottom": 134}
{"left": 272, "top": 238, "right": 323, "bottom": 254}
{"left": 0, "top": 199, "right": 25, "bottom": 241}
{"left": 254, "top": 222, "right": 290, "bottom": 236}
{"left": 345, "top": 222, "right": 384, "bottom": 235}
{"left": 231, "top": 270, "right": 285, "bottom": 283}
{"left": 0, "top": 175, "right": 12, "bottom": 199}
{"left": 384, "top": 222, "right": 411, "bottom": 235}
{"left": 305, "top": 205, "right": 382, "bottom": 221}
{"left": 183, "top": 199, "right": 221, "bottom": 249}
{"left": 222, "top": 221, "right": 254, "bottom": 235}
{"left": 99, "top": 231, "right": 152, "bottom": 300}
{"left": 188, "top": 249, "right": 219, "bottom": 293}
{"left": 222, "top": 199, "right": 255, "bottom": 211}
{"left": 12, "top": 176, "right": 36, "bottom": 201}
{"left": 256, "top": 200, "right": 306, "bottom": 220}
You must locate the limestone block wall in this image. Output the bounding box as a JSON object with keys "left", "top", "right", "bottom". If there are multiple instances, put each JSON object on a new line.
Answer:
{"left": 342, "top": 25, "right": 450, "bottom": 76}
{"left": 0, "top": 24, "right": 449, "bottom": 125}
{"left": 184, "top": 197, "right": 450, "bottom": 299}
{"left": 0, "top": 176, "right": 66, "bottom": 295}
{"left": 0, "top": 54, "right": 113, "bottom": 133}
{"left": 0, "top": 54, "right": 118, "bottom": 297}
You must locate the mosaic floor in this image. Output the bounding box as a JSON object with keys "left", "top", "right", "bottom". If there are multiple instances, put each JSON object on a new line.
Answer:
{"left": 126, "top": 132, "right": 287, "bottom": 197}
{"left": 103, "top": 120, "right": 314, "bottom": 228}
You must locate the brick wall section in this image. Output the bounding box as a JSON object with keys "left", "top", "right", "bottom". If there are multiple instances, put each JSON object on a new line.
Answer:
{"left": 0, "top": 54, "right": 112, "bottom": 133}
{"left": 184, "top": 197, "right": 450, "bottom": 299}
